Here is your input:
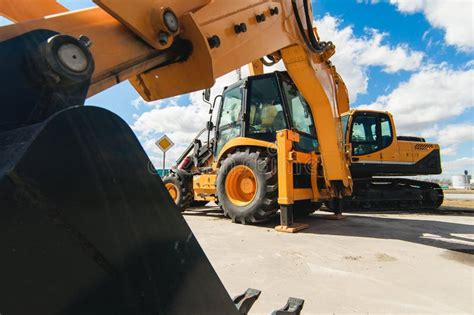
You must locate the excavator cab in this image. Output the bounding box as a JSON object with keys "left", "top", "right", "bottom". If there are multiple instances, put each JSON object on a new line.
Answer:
{"left": 215, "top": 71, "right": 319, "bottom": 157}
{"left": 341, "top": 110, "right": 442, "bottom": 177}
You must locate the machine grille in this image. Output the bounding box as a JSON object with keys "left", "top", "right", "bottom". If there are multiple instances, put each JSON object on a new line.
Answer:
{"left": 415, "top": 144, "right": 435, "bottom": 151}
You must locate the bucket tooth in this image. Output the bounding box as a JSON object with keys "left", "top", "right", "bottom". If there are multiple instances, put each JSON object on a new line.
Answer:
{"left": 233, "top": 288, "right": 262, "bottom": 314}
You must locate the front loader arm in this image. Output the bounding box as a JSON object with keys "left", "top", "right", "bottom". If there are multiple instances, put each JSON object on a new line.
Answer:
{"left": 0, "top": 0, "right": 352, "bottom": 193}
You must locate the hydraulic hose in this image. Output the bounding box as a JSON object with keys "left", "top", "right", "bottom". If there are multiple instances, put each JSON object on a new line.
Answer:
{"left": 291, "top": 0, "right": 316, "bottom": 53}
{"left": 303, "top": 0, "right": 322, "bottom": 51}
{"left": 260, "top": 55, "right": 278, "bottom": 66}
{"left": 292, "top": 0, "right": 330, "bottom": 54}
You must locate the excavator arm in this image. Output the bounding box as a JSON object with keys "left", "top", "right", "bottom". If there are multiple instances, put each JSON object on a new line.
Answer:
{"left": 0, "top": 0, "right": 352, "bottom": 193}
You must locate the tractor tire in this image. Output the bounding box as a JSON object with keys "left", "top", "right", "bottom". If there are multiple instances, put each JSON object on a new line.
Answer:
{"left": 293, "top": 200, "right": 322, "bottom": 217}
{"left": 162, "top": 173, "right": 193, "bottom": 212}
{"left": 217, "top": 149, "right": 278, "bottom": 224}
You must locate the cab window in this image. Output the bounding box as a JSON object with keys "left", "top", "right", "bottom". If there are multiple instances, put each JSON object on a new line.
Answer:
{"left": 218, "top": 88, "right": 242, "bottom": 128}
{"left": 282, "top": 81, "right": 316, "bottom": 137}
{"left": 351, "top": 113, "right": 393, "bottom": 156}
{"left": 282, "top": 79, "right": 318, "bottom": 152}
{"left": 351, "top": 114, "right": 379, "bottom": 155}
{"left": 341, "top": 115, "right": 349, "bottom": 143}
{"left": 380, "top": 116, "right": 393, "bottom": 148}
{"left": 216, "top": 87, "right": 242, "bottom": 155}
{"left": 248, "top": 77, "right": 287, "bottom": 142}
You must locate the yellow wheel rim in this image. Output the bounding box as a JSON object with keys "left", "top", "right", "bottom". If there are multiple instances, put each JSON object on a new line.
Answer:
{"left": 165, "top": 183, "right": 178, "bottom": 202}
{"left": 225, "top": 165, "right": 257, "bottom": 207}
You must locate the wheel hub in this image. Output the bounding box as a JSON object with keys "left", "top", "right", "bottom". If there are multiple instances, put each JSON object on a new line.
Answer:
{"left": 165, "top": 183, "right": 178, "bottom": 202}
{"left": 225, "top": 165, "right": 257, "bottom": 207}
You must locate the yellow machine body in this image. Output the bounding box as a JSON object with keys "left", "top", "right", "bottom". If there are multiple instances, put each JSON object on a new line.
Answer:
{"left": 193, "top": 174, "right": 217, "bottom": 202}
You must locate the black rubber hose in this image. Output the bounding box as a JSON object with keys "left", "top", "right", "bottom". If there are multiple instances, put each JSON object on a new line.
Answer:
{"left": 303, "top": 0, "right": 322, "bottom": 51}
{"left": 291, "top": 0, "right": 318, "bottom": 53}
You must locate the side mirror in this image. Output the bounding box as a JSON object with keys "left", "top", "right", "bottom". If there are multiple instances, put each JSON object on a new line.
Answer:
{"left": 206, "top": 121, "right": 214, "bottom": 131}
{"left": 203, "top": 88, "right": 211, "bottom": 102}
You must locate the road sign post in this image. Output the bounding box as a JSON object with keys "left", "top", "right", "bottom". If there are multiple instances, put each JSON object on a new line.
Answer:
{"left": 155, "top": 135, "right": 174, "bottom": 176}
{"left": 464, "top": 170, "right": 469, "bottom": 190}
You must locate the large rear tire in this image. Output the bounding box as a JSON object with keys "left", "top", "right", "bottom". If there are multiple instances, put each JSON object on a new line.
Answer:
{"left": 217, "top": 149, "right": 278, "bottom": 224}
{"left": 162, "top": 173, "right": 193, "bottom": 212}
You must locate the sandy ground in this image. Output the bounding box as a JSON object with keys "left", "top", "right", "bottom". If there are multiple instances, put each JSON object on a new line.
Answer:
{"left": 442, "top": 199, "right": 474, "bottom": 210}
{"left": 445, "top": 190, "right": 474, "bottom": 195}
{"left": 444, "top": 194, "right": 474, "bottom": 201}
{"left": 184, "top": 205, "right": 474, "bottom": 315}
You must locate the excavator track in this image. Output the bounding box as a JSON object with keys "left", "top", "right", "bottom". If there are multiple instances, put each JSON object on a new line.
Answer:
{"left": 327, "top": 178, "right": 444, "bottom": 212}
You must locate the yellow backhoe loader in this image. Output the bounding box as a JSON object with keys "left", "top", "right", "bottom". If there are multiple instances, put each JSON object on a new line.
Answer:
{"left": 0, "top": 0, "right": 441, "bottom": 313}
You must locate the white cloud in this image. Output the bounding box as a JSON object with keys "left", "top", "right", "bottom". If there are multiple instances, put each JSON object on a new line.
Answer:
{"left": 389, "top": 0, "right": 424, "bottom": 13}
{"left": 422, "top": 123, "right": 474, "bottom": 156}
{"left": 360, "top": 64, "right": 474, "bottom": 135}
{"left": 389, "top": 0, "right": 474, "bottom": 51}
{"left": 442, "top": 157, "right": 474, "bottom": 176}
{"left": 132, "top": 102, "right": 209, "bottom": 137}
{"left": 357, "top": 29, "right": 424, "bottom": 72}
{"left": 131, "top": 95, "right": 181, "bottom": 110}
{"left": 316, "top": 15, "right": 424, "bottom": 101}
{"left": 437, "top": 124, "right": 474, "bottom": 147}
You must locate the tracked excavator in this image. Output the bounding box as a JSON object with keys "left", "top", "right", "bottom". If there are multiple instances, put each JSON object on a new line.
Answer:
{"left": 328, "top": 110, "right": 443, "bottom": 211}
{"left": 0, "top": 0, "right": 365, "bottom": 313}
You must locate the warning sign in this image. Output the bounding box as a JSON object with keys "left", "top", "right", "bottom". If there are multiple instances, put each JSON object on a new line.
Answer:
{"left": 155, "top": 135, "right": 174, "bottom": 152}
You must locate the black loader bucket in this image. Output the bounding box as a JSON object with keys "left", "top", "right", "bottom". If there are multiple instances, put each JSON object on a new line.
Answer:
{"left": 0, "top": 106, "right": 239, "bottom": 315}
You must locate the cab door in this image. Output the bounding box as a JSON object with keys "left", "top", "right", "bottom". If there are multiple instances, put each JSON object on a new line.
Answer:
{"left": 350, "top": 112, "right": 382, "bottom": 164}
{"left": 245, "top": 74, "right": 288, "bottom": 143}
{"left": 215, "top": 85, "right": 244, "bottom": 156}
{"left": 349, "top": 112, "right": 396, "bottom": 176}
{"left": 379, "top": 114, "right": 398, "bottom": 163}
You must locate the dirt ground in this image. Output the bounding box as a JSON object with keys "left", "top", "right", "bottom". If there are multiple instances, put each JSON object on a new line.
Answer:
{"left": 184, "top": 205, "right": 474, "bottom": 314}
{"left": 442, "top": 199, "right": 474, "bottom": 210}
{"left": 445, "top": 190, "right": 474, "bottom": 195}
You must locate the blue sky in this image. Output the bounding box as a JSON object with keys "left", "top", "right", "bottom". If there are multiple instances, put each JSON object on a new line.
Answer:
{"left": 1, "top": 0, "right": 473, "bottom": 177}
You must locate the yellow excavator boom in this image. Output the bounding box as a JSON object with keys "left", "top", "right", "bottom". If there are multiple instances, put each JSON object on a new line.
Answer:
{"left": 0, "top": 0, "right": 352, "bottom": 194}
